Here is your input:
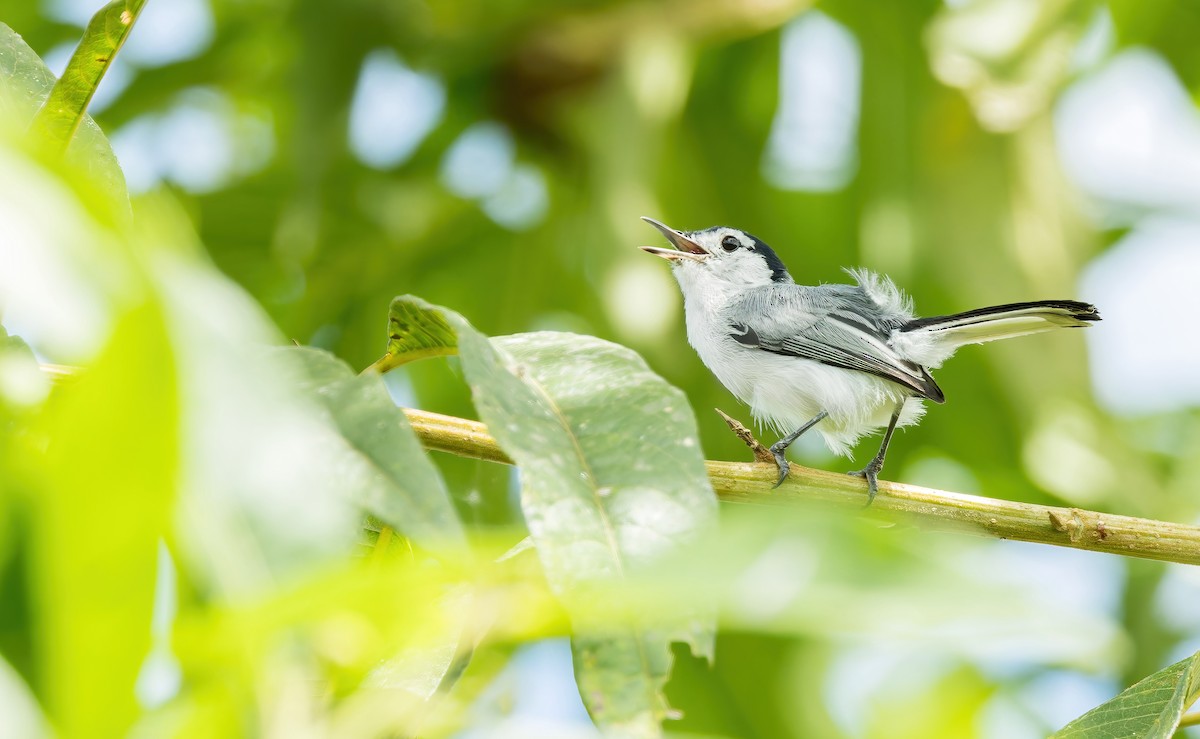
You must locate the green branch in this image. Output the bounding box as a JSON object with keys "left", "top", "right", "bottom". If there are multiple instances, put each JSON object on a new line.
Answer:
{"left": 40, "top": 360, "right": 1200, "bottom": 566}
{"left": 402, "top": 407, "right": 1200, "bottom": 567}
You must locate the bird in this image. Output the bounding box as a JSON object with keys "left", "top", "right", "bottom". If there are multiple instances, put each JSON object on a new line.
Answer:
{"left": 639, "top": 217, "right": 1100, "bottom": 504}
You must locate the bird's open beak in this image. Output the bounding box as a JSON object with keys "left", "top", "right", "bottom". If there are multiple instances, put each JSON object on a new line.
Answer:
{"left": 639, "top": 217, "right": 709, "bottom": 262}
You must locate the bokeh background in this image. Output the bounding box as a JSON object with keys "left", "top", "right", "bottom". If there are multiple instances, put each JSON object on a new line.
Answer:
{"left": 5, "top": 0, "right": 1200, "bottom": 736}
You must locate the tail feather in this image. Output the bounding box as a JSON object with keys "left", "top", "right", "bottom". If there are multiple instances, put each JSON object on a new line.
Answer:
{"left": 901, "top": 300, "right": 1099, "bottom": 347}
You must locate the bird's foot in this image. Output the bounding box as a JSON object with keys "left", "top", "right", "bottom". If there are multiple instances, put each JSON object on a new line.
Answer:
{"left": 848, "top": 460, "right": 882, "bottom": 506}
{"left": 769, "top": 443, "right": 792, "bottom": 488}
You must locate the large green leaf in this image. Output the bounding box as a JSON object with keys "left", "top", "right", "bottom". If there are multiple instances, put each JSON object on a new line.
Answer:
{"left": 29, "top": 0, "right": 147, "bottom": 153}
{"left": 1054, "top": 652, "right": 1200, "bottom": 738}
{"left": 280, "top": 346, "right": 466, "bottom": 555}
{"left": 385, "top": 296, "right": 718, "bottom": 737}
{"left": 32, "top": 303, "right": 177, "bottom": 738}
{"left": 0, "top": 22, "right": 128, "bottom": 211}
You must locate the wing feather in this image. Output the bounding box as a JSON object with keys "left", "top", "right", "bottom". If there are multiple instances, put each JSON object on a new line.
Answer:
{"left": 726, "top": 285, "right": 945, "bottom": 403}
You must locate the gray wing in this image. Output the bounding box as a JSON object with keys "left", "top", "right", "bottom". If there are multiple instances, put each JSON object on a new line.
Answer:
{"left": 725, "top": 284, "right": 945, "bottom": 403}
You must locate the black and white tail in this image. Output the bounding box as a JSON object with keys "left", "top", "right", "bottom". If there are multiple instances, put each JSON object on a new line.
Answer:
{"left": 901, "top": 300, "right": 1100, "bottom": 349}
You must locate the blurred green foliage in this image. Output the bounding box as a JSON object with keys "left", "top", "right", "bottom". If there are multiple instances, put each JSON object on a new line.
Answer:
{"left": 4, "top": 0, "right": 1200, "bottom": 736}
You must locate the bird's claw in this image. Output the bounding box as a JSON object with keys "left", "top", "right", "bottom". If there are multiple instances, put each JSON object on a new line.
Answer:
{"left": 848, "top": 462, "right": 881, "bottom": 506}
{"left": 771, "top": 446, "right": 791, "bottom": 488}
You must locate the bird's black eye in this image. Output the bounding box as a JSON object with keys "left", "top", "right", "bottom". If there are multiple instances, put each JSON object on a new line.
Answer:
{"left": 721, "top": 235, "right": 740, "bottom": 252}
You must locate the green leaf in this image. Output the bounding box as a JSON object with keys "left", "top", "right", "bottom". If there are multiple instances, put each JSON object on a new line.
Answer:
{"left": 0, "top": 25, "right": 53, "bottom": 125}
{"left": 387, "top": 296, "right": 718, "bottom": 737}
{"left": 368, "top": 295, "right": 460, "bottom": 373}
{"left": 32, "top": 303, "right": 177, "bottom": 737}
{"left": 0, "top": 22, "right": 129, "bottom": 211}
{"left": 29, "top": 0, "right": 147, "bottom": 153}
{"left": 281, "top": 346, "right": 466, "bottom": 555}
{"left": 1053, "top": 652, "right": 1200, "bottom": 738}
{"left": 0, "top": 330, "right": 49, "bottom": 575}
{"left": 0, "top": 328, "right": 50, "bottom": 414}
{"left": 0, "top": 655, "right": 47, "bottom": 739}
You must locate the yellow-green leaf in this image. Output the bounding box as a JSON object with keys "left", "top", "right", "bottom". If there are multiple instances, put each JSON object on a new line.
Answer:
{"left": 1054, "top": 652, "right": 1200, "bottom": 738}
{"left": 33, "top": 303, "right": 177, "bottom": 737}
{"left": 29, "top": 0, "right": 147, "bottom": 152}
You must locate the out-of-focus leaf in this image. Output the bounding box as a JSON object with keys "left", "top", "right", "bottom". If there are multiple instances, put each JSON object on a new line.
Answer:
{"left": 925, "top": 0, "right": 1097, "bottom": 132}
{"left": 0, "top": 328, "right": 49, "bottom": 414}
{"left": 135, "top": 199, "right": 362, "bottom": 590}
{"left": 281, "top": 346, "right": 466, "bottom": 555}
{"left": 165, "top": 561, "right": 454, "bottom": 737}
{"left": 865, "top": 664, "right": 993, "bottom": 739}
{"left": 0, "top": 25, "right": 50, "bottom": 126}
{"left": 1053, "top": 652, "right": 1200, "bottom": 738}
{"left": 0, "top": 130, "right": 168, "bottom": 735}
{"left": 386, "top": 296, "right": 718, "bottom": 737}
{"left": 29, "top": 0, "right": 146, "bottom": 152}
{"left": 32, "top": 303, "right": 177, "bottom": 738}
{"left": 0, "top": 327, "right": 47, "bottom": 576}
{"left": 1108, "top": 0, "right": 1200, "bottom": 92}
{"left": 1106, "top": 0, "right": 1172, "bottom": 43}
{"left": 0, "top": 655, "right": 46, "bottom": 739}
{"left": 0, "top": 23, "right": 128, "bottom": 213}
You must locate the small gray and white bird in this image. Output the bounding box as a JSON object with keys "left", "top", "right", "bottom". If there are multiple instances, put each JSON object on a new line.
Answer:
{"left": 640, "top": 217, "right": 1100, "bottom": 503}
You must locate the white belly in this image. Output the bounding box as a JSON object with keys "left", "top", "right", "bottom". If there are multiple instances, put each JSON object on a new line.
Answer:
{"left": 685, "top": 304, "right": 925, "bottom": 457}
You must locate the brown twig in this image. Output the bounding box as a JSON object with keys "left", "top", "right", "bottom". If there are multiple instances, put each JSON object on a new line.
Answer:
{"left": 715, "top": 408, "right": 775, "bottom": 464}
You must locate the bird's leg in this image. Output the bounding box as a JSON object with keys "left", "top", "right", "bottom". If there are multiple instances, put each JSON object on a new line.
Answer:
{"left": 849, "top": 401, "right": 904, "bottom": 506}
{"left": 769, "top": 410, "right": 829, "bottom": 488}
